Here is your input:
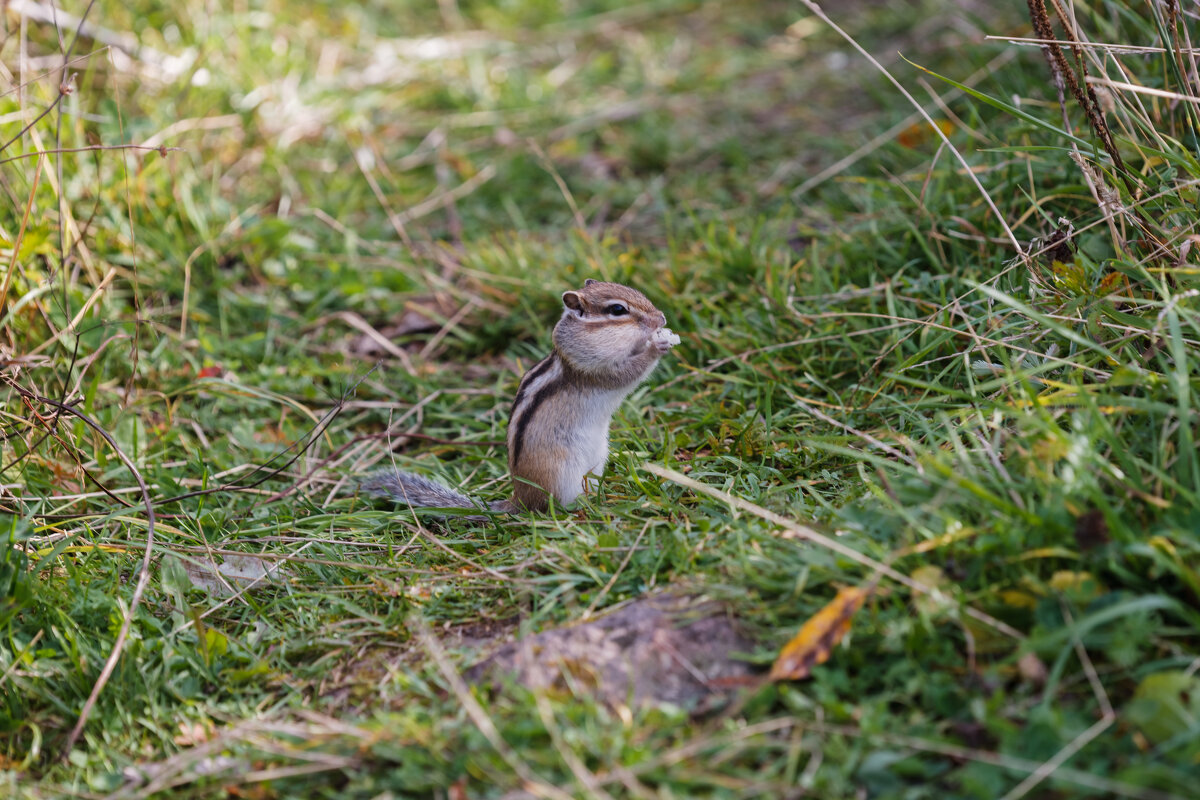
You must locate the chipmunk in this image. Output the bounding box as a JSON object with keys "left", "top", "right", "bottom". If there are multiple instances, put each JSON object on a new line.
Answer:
{"left": 361, "top": 279, "right": 680, "bottom": 514}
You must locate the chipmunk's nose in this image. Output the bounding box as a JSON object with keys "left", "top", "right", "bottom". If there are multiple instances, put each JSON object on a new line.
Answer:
{"left": 655, "top": 311, "right": 667, "bottom": 329}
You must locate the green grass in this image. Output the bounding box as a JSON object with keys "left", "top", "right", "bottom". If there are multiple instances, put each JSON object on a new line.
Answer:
{"left": 3, "top": 0, "right": 1199, "bottom": 797}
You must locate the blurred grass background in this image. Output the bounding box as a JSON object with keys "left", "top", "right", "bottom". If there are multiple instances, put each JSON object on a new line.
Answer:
{"left": 2, "top": 0, "right": 1199, "bottom": 797}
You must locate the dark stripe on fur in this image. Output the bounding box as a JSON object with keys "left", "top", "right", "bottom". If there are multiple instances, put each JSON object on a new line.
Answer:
{"left": 510, "top": 372, "right": 569, "bottom": 466}
{"left": 511, "top": 352, "right": 557, "bottom": 414}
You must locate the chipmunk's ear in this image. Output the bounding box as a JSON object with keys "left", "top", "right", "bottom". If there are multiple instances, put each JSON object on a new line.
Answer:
{"left": 562, "top": 291, "right": 584, "bottom": 312}
{"left": 584, "top": 278, "right": 598, "bottom": 286}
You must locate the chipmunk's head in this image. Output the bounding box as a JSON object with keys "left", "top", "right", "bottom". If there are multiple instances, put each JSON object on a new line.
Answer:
{"left": 554, "top": 279, "right": 669, "bottom": 379}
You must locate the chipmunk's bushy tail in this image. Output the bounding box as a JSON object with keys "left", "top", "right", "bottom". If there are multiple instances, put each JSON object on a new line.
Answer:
{"left": 359, "top": 470, "right": 513, "bottom": 515}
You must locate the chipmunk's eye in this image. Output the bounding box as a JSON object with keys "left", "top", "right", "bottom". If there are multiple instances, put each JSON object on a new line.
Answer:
{"left": 604, "top": 303, "right": 628, "bottom": 316}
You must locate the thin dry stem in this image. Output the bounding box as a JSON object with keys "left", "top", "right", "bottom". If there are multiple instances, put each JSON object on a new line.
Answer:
{"left": 0, "top": 153, "right": 43, "bottom": 318}
{"left": 781, "top": 50, "right": 1017, "bottom": 197}
{"left": 800, "top": 0, "right": 1023, "bottom": 255}
{"left": 352, "top": 138, "right": 415, "bottom": 251}
{"left": 789, "top": 719, "right": 1179, "bottom": 800}
{"left": 996, "top": 600, "right": 1120, "bottom": 799}
{"left": 643, "top": 463, "right": 1025, "bottom": 640}
{"left": 583, "top": 519, "right": 652, "bottom": 619}
{"left": 788, "top": 392, "right": 923, "bottom": 474}
{"left": 412, "top": 614, "right": 577, "bottom": 800}
{"left": 999, "top": 717, "right": 1116, "bottom": 800}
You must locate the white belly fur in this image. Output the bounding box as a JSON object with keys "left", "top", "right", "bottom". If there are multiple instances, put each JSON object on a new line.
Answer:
{"left": 554, "top": 386, "right": 630, "bottom": 504}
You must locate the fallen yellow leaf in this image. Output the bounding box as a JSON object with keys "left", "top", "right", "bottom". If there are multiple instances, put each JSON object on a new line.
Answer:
{"left": 770, "top": 586, "right": 869, "bottom": 681}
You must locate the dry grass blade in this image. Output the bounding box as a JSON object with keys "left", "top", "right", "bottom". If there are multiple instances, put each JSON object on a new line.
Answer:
{"left": 789, "top": 393, "right": 922, "bottom": 473}
{"left": 412, "top": 523, "right": 536, "bottom": 586}
{"left": 411, "top": 614, "right": 577, "bottom": 800}
{"left": 29, "top": 266, "right": 116, "bottom": 356}
{"left": 335, "top": 311, "right": 418, "bottom": 376}
{"left": 0, "top": 153, "right": 44, "bottom": 314}
{"left": 799, "top": 0, "right": 1024, "bottom": 255}
{"left": 396, "top": 163, "right": 497, "bottom": 226}
{"left": 999, "top": 717, "right": 1116, "bottom": 800}
{"left": 792, "top": 720, "right": 1184, "bottom": 800}
{"left": 1000, "top": 602, "right": 1118, "bottom": 800}
{"left": 1085, "top": 75, "right": 1200, "bottom": 103}
{"left": 353, "top": 140, "right": 415, "bottom": 251}
{"left": 987, "top": 35, "right": 1194, "bottom": 55}
{"left": 782, "top": 49, "right": 1017, "bottom": 197}
{"left": 532, "top": 692, "right": 620, "bottom": 800}
{"left": 791, "top": 309, "right": 1111, "bottom": 379}
{"left": 583, "top": 519, "right": 651, "bottom": 619}
{"left": 643, "top": 463, "right": 1025, "bottom": 640}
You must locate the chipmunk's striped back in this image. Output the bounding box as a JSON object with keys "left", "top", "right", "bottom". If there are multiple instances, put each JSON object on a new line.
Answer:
{"left": 508, "top": 352, "right": 563, "bottom": 465}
